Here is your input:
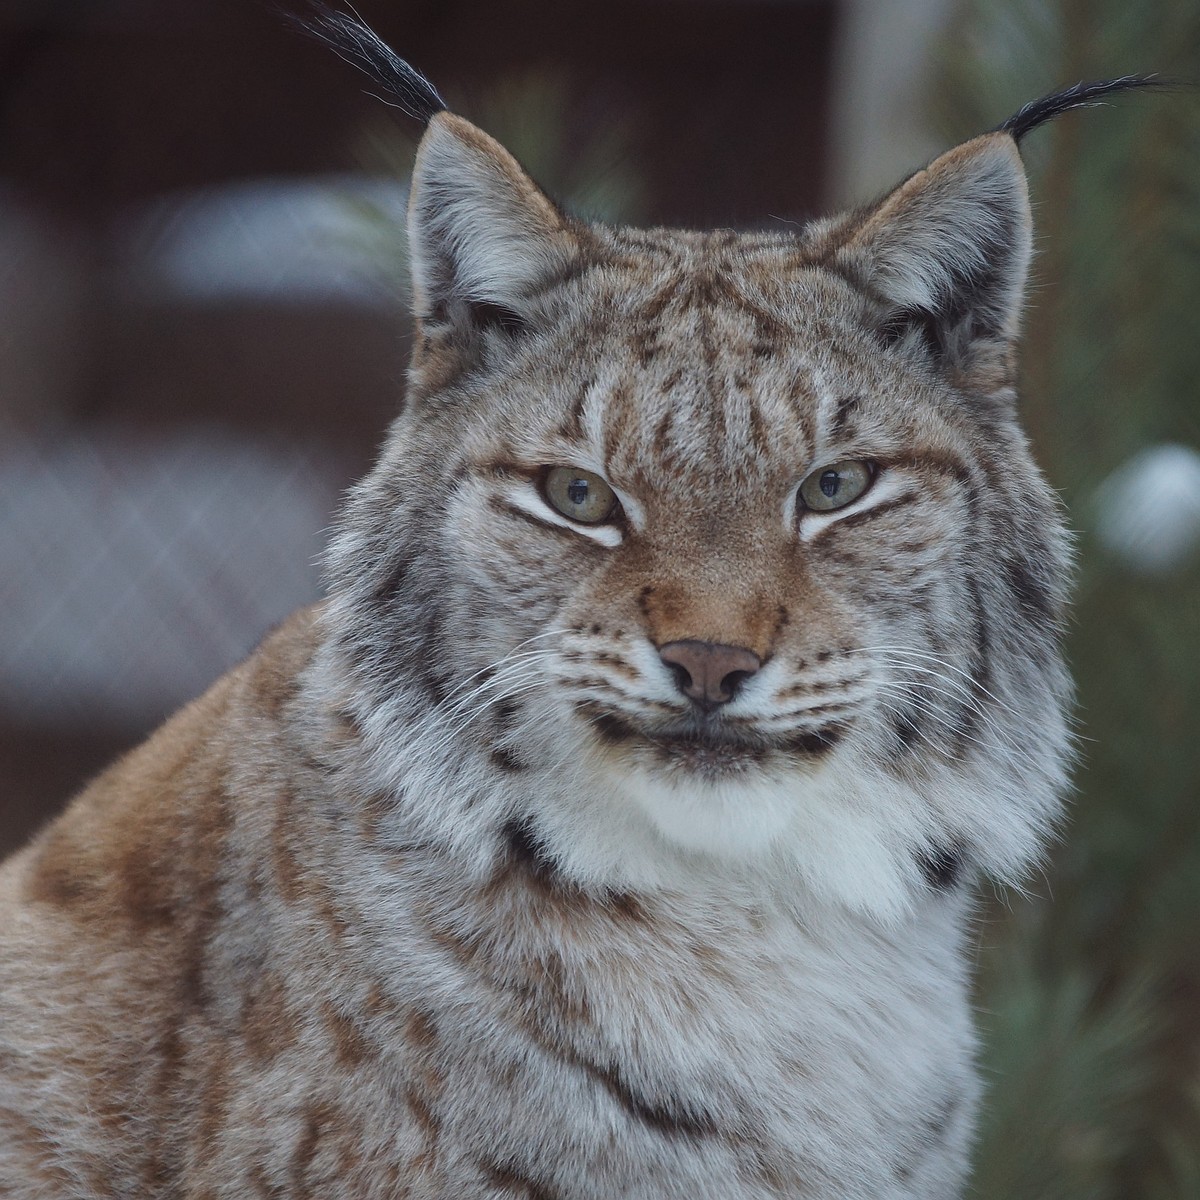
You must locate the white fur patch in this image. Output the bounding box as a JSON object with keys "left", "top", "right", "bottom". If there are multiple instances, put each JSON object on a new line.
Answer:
{"left": 614, "top": 765, "right": 804, "bottom": 857}
{"left": 500, "top": 481, "right": 624, "bottom": 547}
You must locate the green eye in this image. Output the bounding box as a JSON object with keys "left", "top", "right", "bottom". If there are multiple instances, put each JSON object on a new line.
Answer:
{"left": 542, "top": 467, "right": 619, "bottom": 524}
{"left": 798, "top": 460, "right": 874, "bottom": 512}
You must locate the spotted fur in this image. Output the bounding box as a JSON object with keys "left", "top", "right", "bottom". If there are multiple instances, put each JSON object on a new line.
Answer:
{"left": 0, "top": 24, "right": 1114, "bottom": 1197}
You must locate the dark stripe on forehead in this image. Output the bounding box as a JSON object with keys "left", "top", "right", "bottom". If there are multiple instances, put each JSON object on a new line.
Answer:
{"left": 697, "top": 304, "right": 721, "bottom": 383}
{"left": 730, "top": 290, "right": 796, "bottom": 342}
{"left": 780, "top": 367, "right": 819, "bottom": 447}
{"left": 830, "top": 394, "right": 864, "bottom": 441}
{"left": 631, "top": 259, "right": 796, "bottom": 328}
{"left": 635, "top": 275, "right": 685, "bottom": 325}
{"left": 556, "top": 377, "right": 594, "bottom": 442}
{"left": 651, "top": 406, "right": 677, "bottom": 469}
{"left": 629, "top": 323, "right": 662, "bottom": 367}
{"left": 746, "top": 393, "right": 769, "bottom": 459}
{"left": 681, "top": 268, "right": 743, "bottom": 312}
{"left": 602, "top": 381, "right": 633, "bottom": 468}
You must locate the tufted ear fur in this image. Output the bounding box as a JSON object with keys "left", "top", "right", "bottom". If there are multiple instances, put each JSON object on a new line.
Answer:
{"left": 408, "top": 113, "right": 581, "bottom": 335}
{"left": 291, "top": 8, "right": 580, "bottom": 342}
{"left": 831, "top": 133, "right": 1032, "bottom": 378}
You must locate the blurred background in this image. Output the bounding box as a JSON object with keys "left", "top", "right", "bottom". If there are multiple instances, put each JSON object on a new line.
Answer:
{"left": 1, "top": 0, "right": 1198, "bottom": 1193}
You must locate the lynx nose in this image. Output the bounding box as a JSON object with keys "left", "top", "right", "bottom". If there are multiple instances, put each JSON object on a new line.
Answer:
{"left": 658, "top": 640, "right": 762, "bottom": 711}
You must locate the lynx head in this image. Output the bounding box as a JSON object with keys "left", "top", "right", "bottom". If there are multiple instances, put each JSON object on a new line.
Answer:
{"left": 310, "top": 13, "right": 1150, "bottom": 921}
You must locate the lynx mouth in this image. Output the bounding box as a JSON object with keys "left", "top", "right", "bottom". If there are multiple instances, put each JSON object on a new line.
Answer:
{"left": 578, "top": 704, "right": 847, "bottom": 770}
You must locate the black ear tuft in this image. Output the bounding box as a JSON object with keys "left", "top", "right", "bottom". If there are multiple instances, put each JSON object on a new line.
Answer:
{"left": 287, "top": 3, "right": 447, "bottom": 124}
{"left": 998, "top": 75, "right": 1166, "bottom": 143}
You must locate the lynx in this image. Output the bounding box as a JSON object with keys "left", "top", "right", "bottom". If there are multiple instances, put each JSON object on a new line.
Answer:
{"left": 0, "top": 12, "right": 1154, "bottom": 1197}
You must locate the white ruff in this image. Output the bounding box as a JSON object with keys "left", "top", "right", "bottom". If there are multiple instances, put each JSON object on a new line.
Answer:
{"left": 615, "top": 762, "right": 802, "bottom": 856}
{"left": 508, "top": 722, "right": 950, "bottom": 925}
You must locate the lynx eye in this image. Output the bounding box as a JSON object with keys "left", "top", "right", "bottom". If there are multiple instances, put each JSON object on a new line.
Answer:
{"left": 542, "top": 467, "right": 618, "bottom": 525}
{"left": 798, "top": 460, "right": 874, "bottom": 512}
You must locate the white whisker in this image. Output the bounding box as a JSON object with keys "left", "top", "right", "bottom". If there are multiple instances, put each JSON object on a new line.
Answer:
{"left": 413, "top": 671, "right": 552, "bottom": 762}
{"left": 849, "top": 644, "right": 1007, "bottom": 708}
{"left": 436, "top": 629, "right": 569, "bottom": 705}
{"left": 434, "top": 649, "right": 559, "bottom": 723}
{"left": 402, "top": 638, "right": 570, "bottom": 763}
{"left": 870, "top": 682, "right": 999, "bottom": 756}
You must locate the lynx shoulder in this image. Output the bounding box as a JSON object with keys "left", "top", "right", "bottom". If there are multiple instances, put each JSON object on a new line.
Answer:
{"left": 0, "top": 18, "right": 1156, "bottom": 1198}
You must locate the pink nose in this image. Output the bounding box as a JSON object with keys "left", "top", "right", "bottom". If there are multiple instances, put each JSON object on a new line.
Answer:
{"left": 657, "top": 640, "right": 762, "bottom": 711}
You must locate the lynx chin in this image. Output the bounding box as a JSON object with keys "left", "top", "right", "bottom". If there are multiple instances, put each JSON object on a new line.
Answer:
{"left": 0, "top": 13, "right": 1156, "bottom": 1197}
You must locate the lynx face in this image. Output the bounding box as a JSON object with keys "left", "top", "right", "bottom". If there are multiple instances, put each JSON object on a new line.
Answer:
{"left": 324, "top": 113, "right": 1072, "bottom": 922}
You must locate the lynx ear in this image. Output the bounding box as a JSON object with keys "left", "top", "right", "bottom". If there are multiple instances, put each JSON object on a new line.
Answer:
{"left": 291, "top": 10, "right": 576, "bottom": 332}
{"left": 834, "top": 133, "right": 1032, "bottom": 365}
{"left": 408, "top": 113, "right": 579, "bottom": 330}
